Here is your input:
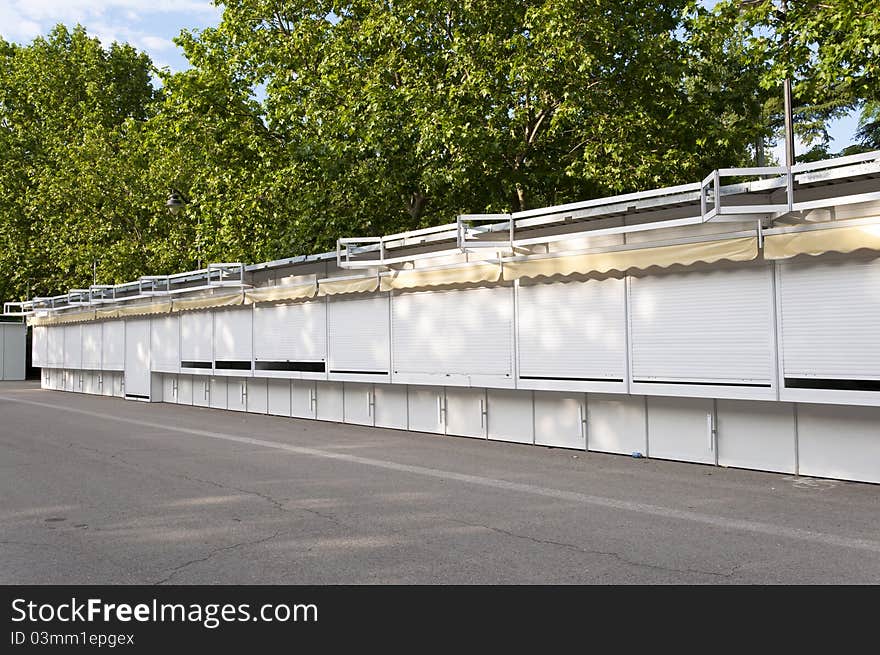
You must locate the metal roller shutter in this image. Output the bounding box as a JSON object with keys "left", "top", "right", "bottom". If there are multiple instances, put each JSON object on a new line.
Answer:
{"left": 629, "top": 266, "right": 773, "bottom": 384}
{"left": 213, "top": 308, "right": 252, "bottom": 366}
{"left": 518, "top": 279, "right": 625, "bottom": 381}
{"left": 150, "top": 314, "right": 179, "bottom": 373}
{"left": 81, "top": 323, "right": 102, "bottom": 370}
{"left": 328, "top": 296, "right": 389, "bottom": 374}
{"left": 32, "top": 326, "right": 47, "bottom": 367}
{"left": 63, "top": 324, "right": 82, "bottom": 370}
{"left": 47, "top": 326, "right": 64, "bottom": 368}
{"left": 124, "top": 319, "right": 151, "bottom": 398}
{"left": 102, "top": 321, "right": 125, "bottom": 371}
{"left": 253, "top": 302, "right": 326, "bottom": 366}
{"left": 392, "top": 286, "right": 513, "bottom": 383}
{"left": 180, "top": 311, "right": 213, "bottom": 366}
{"left": 778, "top": 257, "right": 880, "bottom": 382}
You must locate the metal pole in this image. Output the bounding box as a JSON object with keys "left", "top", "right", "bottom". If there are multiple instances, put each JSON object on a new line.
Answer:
{"left": 781, "top": 0, "right": 795, "bottom": 167}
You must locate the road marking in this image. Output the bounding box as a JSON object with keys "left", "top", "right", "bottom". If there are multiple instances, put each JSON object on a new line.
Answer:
{"left": 3, "top": 392, "right": 880, "bottom": 554}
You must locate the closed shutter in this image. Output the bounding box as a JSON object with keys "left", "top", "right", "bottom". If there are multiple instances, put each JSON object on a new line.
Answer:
{"left": 47, "top": 326, "right": 64, "bottom": 368}
{"left": 32, "top": 326, "right": 47, "bottom": 367}
{"left": 328, "top": 296, "right": 389, "bottom": 374}
{"left": 778, "top": 256, "right": 880, "bottom": 381}
{"left": 150, "top": 314, "right": 179, "bottom": 373}
{"left": 81, "top": 323, "right": 102, "bottom": 370}
{"left": 124, "top": 319, "right": 151, "bottom": 397}
{"left": 63, "top": 324, "right": 82, "bottom": 369}
{"left": 392, "top": 286, "right": 513, "bottom": 381}
{"left": 180, "top": 311, "right": 213, "bottom": 366}
{"left": 102, "top": 321, "right": 125, "bottom": 371}
{"left": 629, "top": 266, "right": 772, "bottom": 384}
{"left": 518, "top": 278, "right": 625, "bottom": 381}
{"left": 213, "top": 308, "right": 252, "bottom": 367}
{"left": 253, "top": 302, "right": 326, "bottom": 369}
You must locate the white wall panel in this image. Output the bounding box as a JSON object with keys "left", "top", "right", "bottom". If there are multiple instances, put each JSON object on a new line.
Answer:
{"left": 587, "top": 394, "right": 647, "bottom": 455}
{"left": 267, "top": 379, "right": 291, "bottom": 416}
{"left": 247, "top": 378, "right": 268, "bottom": 414}
{"left": 647, "top": 396, "right": 715, "bottom": 464}
{"left": 81, "top": 323, "right": 102, "bottom": 370}
{"left": 291, "top": 380, "right": 316, "bottom": 418}
{"left": 630, "top": 266, "right": 773, "bottom": 384}
{"left": 316, "top": 381, "right": 344, "bottom": 422}
{"left": 392, "top": 287, "right": 513, "bottom": 384}
{"left": 32, "top": 326, "right": 47, "bottom": 368}
{"left": 209, "top": 376, "right": 227, "bottom": 409}
{"left": 445, "top": 388, "right": 486, "bottom": 439}
{"left": 518, "top": 279, "right": 625, "bottom": 381}
{"left": 716, "top": 400, "right": 795, "bottom": 474}
{"left": 253, "top": 302, "right": 326, "bottom": 363}
{"left": 797, "top": 404, "right": 880, "bottom": 484}
{"left": 214, "top": 308, "right": 253, "bottom": 362}
{"left": 534, "top": 391, "right": 585, "bottom": 449}
{"left": 151, "top": 314, "right": 179, "bottom": 373}
{"left": 101, "top": 321, "right": 125, "bottom": 371}
{"left": 778, "top": 257, "right": 880, "bottom": 380}
{"left": 329, "top": 296, "right": 390, "bottom": 373}
{"left": 161, "top": 374, "right": 177, "bottom": 404}
{"left": 343, "top": 382, "right": 374, "bottom": 426}
{"left": 177, "top": 375, "right": 194, "bottom": 405}
{"left": 192, "top": 376, "right": 210, "bottom": 407}
{"left": 124, "top": 319, "right": 151, "bottom": 398}
{"left": 487, "top": 389, "right": 533, "bottom": 444}
{"left": 228, "top": 378, "right": 248, "bottom": 412}
{"left": 373, "top": 384, "right": 408, "bottom": 429}
{"left": 180, "top": 311, "right": 213, "bottom": 364}
{"left": 63, "top": 324, "right": 82, "bottom": 369}
{"left": 407, "top": 386, "right": 445, "bottom": 434}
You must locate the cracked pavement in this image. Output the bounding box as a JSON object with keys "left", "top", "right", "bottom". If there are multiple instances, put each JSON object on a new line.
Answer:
{"left": 1, "top": 381, "right": 879, "bottom": 584}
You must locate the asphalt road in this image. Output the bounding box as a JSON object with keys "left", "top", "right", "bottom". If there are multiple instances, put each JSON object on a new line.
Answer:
{"left": 1, "top": 381, "right": 878, "bottom": 584}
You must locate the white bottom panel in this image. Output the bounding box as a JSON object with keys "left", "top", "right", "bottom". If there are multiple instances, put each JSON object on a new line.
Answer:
{"left": 487, "top": 389, "right": 533, "bottom": 444}
{"left": 343, "top": 383, "right": 374, "bottom": 426}
{"left": 534, "top": 391, "right": 585, "bottom": 450}
{"left": 227, "top": 378, "right": 248, "bottom": 412}
{"left": 177, "top": 375, "right": 193, "bottom": 405}
{"left": 797, "top": 404, "right": 880, "bottom": 484}
{"left": 647, "top": 396, "right": 714, "bottom": 464}
{"left": 63, "top": 370, "right": 75, "bottom": 392}
{"left": 316, "top": 381, "right": 343, "bottom": 422}
{"left": 41, "top": 369, "right": 51, "bottom": 390}
{"left": 247, "top": 378, "right": 268, "bottom": 414}
{"left": 717, "top": 400, "right": 795, "bottom": 474}
{"left": 588, "top": 394, "right": 647, "bottom": 456}
{"left": 267, "top": 379, "right": 291, "bottom": 417}
{"left": 407, "top": 386, "right": 445, "bottom": 434}
{"left": 373, "top": 384, "right": 407, "bottom": 429}
{"left": 192, "top": 376, "right": 210, "bottom": 407}
{"left": 161, "top": 375, "right": 176, "bottom": 404}
{"left": 291, "top": 381, "right": 316, "bottom": 419}
{"left": 112, "top": 373, "right": 125, "bottom": 398}
{"left": 100, "top": 371, "right": 115, "bottom": 396}
{"left": 209, "top": 377, "right": 228, "bottom": 410}
{"left": 83, "top": 371, "right": 99, "bottom": 395}
{"left": 445, "top": 388, "right": 486, "bottom": 439}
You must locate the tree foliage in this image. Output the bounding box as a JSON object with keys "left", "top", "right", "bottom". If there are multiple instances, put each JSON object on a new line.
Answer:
{"left": 0, "top": 2, "right": 877, "bottom": 301}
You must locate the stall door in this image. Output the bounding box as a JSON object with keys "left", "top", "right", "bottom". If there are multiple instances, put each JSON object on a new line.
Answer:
{"left": 487, "top": 389, "right": 534, "bottom": 444}
{"left": 63, "top": 324, "right": 82, "bottom": 370}
{"left": 797, "top": 404, "right": 880, "bottom": 484}
{"left": 630, "top": 266, "right": 773, "bottom": 386}
{"left": 407, "top": 386, "right": 445, "bottom": 434}
{"left": 646, "top": 396, "right": 715, "bottom": 464}
{"left": 328, "top": 296, "right": 390, "bottom": 375}
{"left": 81, "top": 323, "right": 102, "bottom": 371}
{"left": 162, "top": 374, "right": 178, "bottom": 404}
{"left": 227, "top": 378, "right": 248, "bottom": 412}
{"left": 209, "top": 376, "right": 228, "bottom": 409}
{"left": 124, "top": 319, "right": 151, "bottom": 399}
{"left": 177, "top": 375, "right": 194, "bottom": 405}
{"left": 246, "top": 378, "right": 268, "bottom": 414}
{"left": 291, "top": 380, "right": 316, "bottom": 418}
{"left": 82, "top": 371, "right": 98, "bottom": 395}
{"left": 100, "top": 372, "right": 113, "bottom": 397}
{"left": 112, "top": 372, "right": 125, "bottom": 398}
{"left": 343, "top": 383, "right": 374, "bottom": 426}
{"left": 316, "top": 381, "right": 344, "bottom": 422}
{"left": 587, "top": 394, "right": 647, "bottom": 455}
{"left": 180, "top": 311, "right": 213, "bottom": 371}
{"left": 267, "top": 379, "right": 291, "bottom": 416}
{"left": 444, "top": 388, "right": 486, "bottom": 439}
{"left": 373, "top": 384, "right": 407, "bottom": 429}
{"left": 151, "top": 314, "right": 179, "bottom": 374}
{"left": 2, "top": 325, "right": 26, "bottom": 381}
{"left": 534, "top": 391, "right": 585, "bottom": 449}
{"left": 32, "top": 325, "right": 48, "bottom": 369}
{"left": 192, "top": 376, "right": 210, "bottom": 407}
{"left": 518, "top": 279, "right": 626, "bottom": 383}
{"left": 214, "top": 308, "right": 252, "bottom": 374}
{"left": 716, "top": 400, "right": 795, "bottom": 474}
{"left": 102, "top": 321, "right": 125, "bottom": 372}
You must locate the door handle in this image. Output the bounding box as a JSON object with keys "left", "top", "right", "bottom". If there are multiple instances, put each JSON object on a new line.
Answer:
{"left": 707, "top": 413, "right": 716, "bottom": 452}
{"left": 578, "top": 404, "right": 587, "bottom": 440}
{"left": 479, "top": 397, "right": 486, "bottom": 430}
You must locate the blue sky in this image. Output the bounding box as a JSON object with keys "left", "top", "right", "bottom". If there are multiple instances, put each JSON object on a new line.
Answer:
{"left": 0, "top": 0, "right": 861, "bottom": 158}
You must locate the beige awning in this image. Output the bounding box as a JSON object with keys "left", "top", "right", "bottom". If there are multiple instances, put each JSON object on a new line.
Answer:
{"left": 318, "top": 276, "right": 379, "bottom": 296}
{"left": 29, "top": 310, "right": 96, "bottom": 326}
{"left": 171, "top": 291, "right": 245, "bottom": 312}
{"left": 764, "top": 224, "right": 880, "bottom": 260}
{"left": 246, "top": 282, "right": 317, "bottom": 304}
{"left": 115, "top": 299, "right": 172, "bottom": 317}
{"left": 502, "top": 237, "right": 758, "bottom": 281}
{"left": 380, "top": 263, "right": 502, "bottom": 291}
